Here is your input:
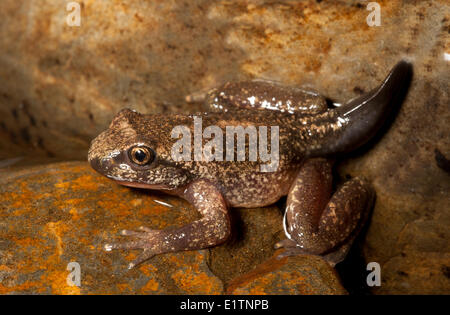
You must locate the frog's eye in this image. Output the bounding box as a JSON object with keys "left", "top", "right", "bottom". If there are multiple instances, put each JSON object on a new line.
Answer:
{"left": 128, "top": 146, "right": 155, "bottom": 166}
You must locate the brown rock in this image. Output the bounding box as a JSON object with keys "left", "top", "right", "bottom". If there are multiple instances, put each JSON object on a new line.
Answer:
{"left": 0, "top": 161, "right": 346, "bottom": 294}
{"left": 0, "top": 162, "right": 222, "bottom": 294}
{"left": 227, "top": 253, "right": 347, "bottom": 295}
{"left": 208, "top": 205, "right": 285, "bottom": 284}
{"left": 373, "top": 252, "right": 450, "bottom": 294}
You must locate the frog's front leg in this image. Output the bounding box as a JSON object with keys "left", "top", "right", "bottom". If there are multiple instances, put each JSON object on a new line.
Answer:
{"left": 275, "top": 158, "right": 374, "bottom": 266}
{"left": 105, "top": 179, "right": 231, "bottom": 269}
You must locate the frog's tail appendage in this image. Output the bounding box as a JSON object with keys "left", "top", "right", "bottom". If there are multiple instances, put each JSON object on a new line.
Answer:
{"left": 305, "top": 60, "right": 412, "bottom": 156}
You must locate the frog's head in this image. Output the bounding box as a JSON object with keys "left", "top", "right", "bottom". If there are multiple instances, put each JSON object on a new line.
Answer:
{"left": 88, "top": 109, "right": 191, "bottom": 190}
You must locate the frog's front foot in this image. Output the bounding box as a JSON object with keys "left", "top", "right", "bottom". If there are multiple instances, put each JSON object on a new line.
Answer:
{"left": 104, "top": 180, "right": 232, "bottom": 269}
{"left": 104, "top": 226, "right": 164, "bottom": 269}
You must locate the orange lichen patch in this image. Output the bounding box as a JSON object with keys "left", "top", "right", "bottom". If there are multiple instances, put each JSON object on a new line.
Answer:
{"left": 130, "top": 198, "right": 143, "bottom": 207}
{"left": 69, "top": 208, "right": 80, "bottom": 220}
{"left": 125, "top": 252, "right": 138, "bottom": 262}
{"left": 45, "top": 221, "right": 69, "bottom": 256}
{"left": 0, "top": 280, "right": 42, "bottom": 294}
{"left": 139, "top": 263, "right": 158, "bottom": 276}
{"left": 227, "top": 254, "right": 346, "bottom": 295}
{"left": 140, "top": 277, "right": 159, "bottom": 293}
{"left": 0, "top": 265, "right": 13, "bottom": 272}
{"left": 54, "top": 181, "right": 70, "bottom": 190}
{"left": 6, "top": 181, "right": 39, "bottom": 211}
{"left": 116, "top": 283, "right": 133, "bottom": 293}
{"left": 70, "top": 174, "right": 100, "bottom": 191}
{"left": 140, "top": 201, "right": 169, "bottom": 216}
{"left": 97, "top": 200, "right": 133, "bottom": 217}
{"left": 171, "top": 268, "right": 223, "bottom": 295}
{"left": 46, "top": 269, "right": 81, "bottom": 295}
{"left": 194, "top": 252, "right": 206, "bottom": 264}
{"left": 226, "top": 251, "right": 287, "bottom": 293}
{"left": 167, "top": 254, "right": 187, "bottom": 268}
{"left": 14, "top": 237, "right": 44, "bottom": 249}
{"left": 234, "top": 273, "right": 276, "bottom": 295}
{"left": 61, "top": 198, "right": 85, "bottom": 207}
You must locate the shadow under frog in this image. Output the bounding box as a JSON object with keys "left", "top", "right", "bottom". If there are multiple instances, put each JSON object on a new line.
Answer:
{"left": 88, "top": 61, "right": 412, "bottom": 269}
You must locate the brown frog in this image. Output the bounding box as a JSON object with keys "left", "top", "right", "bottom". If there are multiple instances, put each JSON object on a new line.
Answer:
{"left": 88, "top": 61, "right": 411, "bottom": 269}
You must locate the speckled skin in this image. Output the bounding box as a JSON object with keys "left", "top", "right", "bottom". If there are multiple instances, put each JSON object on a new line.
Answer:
{"left": 88, "top": 61, "right": 411, "bottom": 269}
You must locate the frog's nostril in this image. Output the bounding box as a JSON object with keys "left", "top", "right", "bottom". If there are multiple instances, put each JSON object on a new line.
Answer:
{"left": 89, "top": 157, "right": 105, "bottom": 173}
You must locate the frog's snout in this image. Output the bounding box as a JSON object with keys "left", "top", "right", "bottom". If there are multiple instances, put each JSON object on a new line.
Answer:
{"left": 88, "top": 156, "right": 103, "bottom": 174}
{"left": 88, "top": 137, "right": 114, "bottom": 175}
{"left": 88, "top": 148, "right": 117, "bottom": 175}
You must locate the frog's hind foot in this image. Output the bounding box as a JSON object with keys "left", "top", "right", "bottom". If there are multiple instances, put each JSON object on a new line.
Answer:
{"left": 282, "top": 158, "right": 375, "bottom": 267}
{"left": 274, "top": 236, "right": 355, "bottom": 267}
{"left": 275, "top": 245, "right": 309, "bottom": 260}
{"left": 274, "top": 238, "right": 297, "bottom": 250}
{"left": 274, "top": 239, "right": 313, "bottom": 261}
{"left": 274, "top": 241, "right": 353, "bottom": 267}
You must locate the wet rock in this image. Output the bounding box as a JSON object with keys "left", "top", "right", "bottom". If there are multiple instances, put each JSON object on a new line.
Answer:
{"left": 227, "top": 254, "right": 347, "bottom": 295}
{"left": 0, "top": 161, "right": 346, "bottom": 294}
{"left": 0, "top": 162, "right": 222, "bottom": 294}
{"left": 208, "top": 205, "right": 285, "bottom": 284}
{"left": 375, "top": 252, "right": 450, "bottom": 294}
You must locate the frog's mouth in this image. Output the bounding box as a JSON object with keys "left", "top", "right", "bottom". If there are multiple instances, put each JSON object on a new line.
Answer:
{"left": 113, "top": 180, "right": 171, "bottom": 190}
{"left": 88, "top": 156, "right": 173, "bottom": 190}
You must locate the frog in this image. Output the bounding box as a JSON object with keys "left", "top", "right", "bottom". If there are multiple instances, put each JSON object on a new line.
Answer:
{"left": 88, "top": 61, "right": 411, "bottom": 269}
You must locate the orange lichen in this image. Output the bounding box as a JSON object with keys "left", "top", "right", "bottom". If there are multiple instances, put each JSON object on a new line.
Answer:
{"left": 140, "top": 278, "right": 159, "bottom": 293}
{"left": 71, "top": 174, "right": 100, "bottom": 191}
{"left": 226, "top": 251, "right": 287, "bottom": 293}
{"left": 171, "top": 268, "right": 223, "bottom": 295}
{"left": 54, "top": 181, "right": 70, "bottom": 190}
{"left": 139, "top": 263, "right": 158, "bottom": 276}
{"left": 46, "top": 269, "right": 81, "bottom": 295}
{"left": 45, "top": 221, "right": 69, "bottom": 256}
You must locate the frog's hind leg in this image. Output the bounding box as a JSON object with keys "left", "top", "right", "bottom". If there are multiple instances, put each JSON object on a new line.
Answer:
{"left": 275, "top": 158, "right": 374, "bottom": 266}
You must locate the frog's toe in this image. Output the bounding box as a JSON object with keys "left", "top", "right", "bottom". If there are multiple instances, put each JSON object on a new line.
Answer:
{"left": 274, "top": 238, "right": 298, "bottom": 249}
{"left": 276, "top": 247, "right": 308, "bottom": 260}
{"left": 128, "top": 249, "right": 157, "bottom": 269}
{"left": 138, "top": 226, "right": 155, "bottom": 233}
{"left": 104, "top": 227, "right": 161, "bottom": 252}
{"left": 120, "top": 226, "right": 158, "bottom": 238}
{"left": 104, "top": 232, "right": 160, "bottom": 269}
{"left": 104, "top": 239, "right": 146, "bottom": 251}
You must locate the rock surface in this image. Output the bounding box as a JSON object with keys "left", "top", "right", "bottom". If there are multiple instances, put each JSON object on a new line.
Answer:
{"left": 0, "top": 0, "right": 448, "bottom": 294}
{"left": 227, "top": 254, "right": 347, "bottom": 295}
{"left": 0, "top": 162, "right": 344, "bottom": 294}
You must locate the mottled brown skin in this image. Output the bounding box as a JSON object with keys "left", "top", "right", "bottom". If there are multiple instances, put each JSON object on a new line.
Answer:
{"left": 88, "top": 61, "right": 411, "bottom": 269}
